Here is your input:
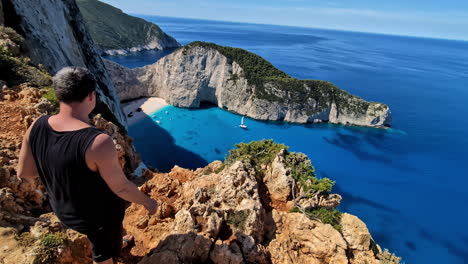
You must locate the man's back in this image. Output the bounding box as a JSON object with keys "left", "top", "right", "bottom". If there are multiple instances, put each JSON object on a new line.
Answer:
{"left": 16, "top": 67, "right": 157, "bottom": 263}
{"left": 29, "top": 114, "right": 125, "bottom": 233}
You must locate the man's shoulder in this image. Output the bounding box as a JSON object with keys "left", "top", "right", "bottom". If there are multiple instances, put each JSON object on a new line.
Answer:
{"left": 26, "top": 114, "right": 48, "bottom": 141}
{"left": 87, "top": 132, "right": 114, "bottom": 155}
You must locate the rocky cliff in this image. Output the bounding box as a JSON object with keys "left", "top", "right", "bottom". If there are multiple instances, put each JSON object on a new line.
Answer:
{"left": 76, "top": 0, "right": 181, "bottom": 56}
{"left": 1, "top": 0, "right": 127, "bottom": 129}
{"left": 105, "top": 42, "right": 392, "bottom": 128}
{"left": 121, "top": 140, "right": 400, "bottom": 264}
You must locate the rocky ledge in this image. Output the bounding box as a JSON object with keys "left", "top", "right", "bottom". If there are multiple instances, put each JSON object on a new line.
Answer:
{"left": 105, "top": 41, "right": 392, "bottom": 128}
{"left": 122, "top": 140, "right": 400, "bottom": 263}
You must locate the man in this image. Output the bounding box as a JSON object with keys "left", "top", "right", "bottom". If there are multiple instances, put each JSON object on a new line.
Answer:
{"left": 16, "top": 66, "right": 157, "bottom": 264}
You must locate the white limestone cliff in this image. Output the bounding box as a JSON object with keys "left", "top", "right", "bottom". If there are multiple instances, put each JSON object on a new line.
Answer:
{"left": 105, "top": 44, "right": 392, "bottom": 128}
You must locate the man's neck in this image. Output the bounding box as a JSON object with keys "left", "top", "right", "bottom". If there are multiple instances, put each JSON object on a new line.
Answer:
{"left": 57, "top": 104, "right": 89, "bottom": 123}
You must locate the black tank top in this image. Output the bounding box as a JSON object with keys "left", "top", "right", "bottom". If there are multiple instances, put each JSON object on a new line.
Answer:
{"left": 29, "top": 114, "right": 125, "bottom": 233}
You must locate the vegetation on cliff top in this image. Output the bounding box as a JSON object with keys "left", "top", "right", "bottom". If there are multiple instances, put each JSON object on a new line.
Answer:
{"left": 224, "top": 140, "right": 401, "bottom": 261}
{"left": 0, "top": 26, "right": 52, "bottom": 87}
{"left": 225, "top": 139, "right": 342, "bottom": 229}
{"left": 77, "top": 0, "right": 179, "bottom": 51}
{"left": 225, "top": 139, "right": 334, "bottom": 193}
{"left": 184, "top": 41, "right": 383, "bottom": 117}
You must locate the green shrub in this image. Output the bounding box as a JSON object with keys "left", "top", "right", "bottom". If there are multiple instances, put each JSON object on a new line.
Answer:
{"left": 284, "top": 152, "right": 334, "bottom": 194}
{"left": 41, "top": 87, "right": 59, "bottom": 113}
{"left": 0, "top": 26, "right": 52, "bottom": 87}
{"left": 203, "top": 166, "right": 213, "bottom": 175}
{"left": 224, "top": 139, "right": 287, "bottom": 169}
{"left": 225, "top": 140, "right": 335, "bottom": 194}
{"left": 289, "top": 207, "right": 301, "bottom": 213}
{"left": 34, "top": 232, "right": 68, "bottom": 264}
{"left": 226, "top": 210, "right": 248, "bottom": 231}
{"left": 214, "top": 164, "right": 225, "bottom": 174}
{"left": 307, "top": 207, "right": 342, "bottom": 232}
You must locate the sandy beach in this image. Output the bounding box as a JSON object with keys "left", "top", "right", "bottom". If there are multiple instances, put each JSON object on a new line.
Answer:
{"left": 122, "top": 97, "right": 168, "bottom": 125}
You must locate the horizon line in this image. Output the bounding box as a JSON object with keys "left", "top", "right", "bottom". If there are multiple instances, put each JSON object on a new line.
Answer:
{"left": 131, "top": 13, "right": 468, "bottom": 43}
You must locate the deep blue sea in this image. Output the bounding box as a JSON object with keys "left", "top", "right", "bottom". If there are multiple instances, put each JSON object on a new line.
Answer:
{"left": 106, "top": 15, "right": 468, "bottom": 264}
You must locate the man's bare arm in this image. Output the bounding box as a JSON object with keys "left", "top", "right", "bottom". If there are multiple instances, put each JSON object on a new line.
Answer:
{"left": 16, "top": 118, "right": 40, "bottom": 181}
{"left": 87, "top": 133, "right": 157, "bottom": 214}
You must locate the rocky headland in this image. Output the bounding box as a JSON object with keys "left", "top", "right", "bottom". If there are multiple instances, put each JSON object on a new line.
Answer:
{"left": 122, "top": 140, "right": 400, "bottom": 264}
{"left": 76, "top": 0, "right": 181, "bottom": 55}
{"left": 105, "top": 42, "right": 392, "bottom": 128}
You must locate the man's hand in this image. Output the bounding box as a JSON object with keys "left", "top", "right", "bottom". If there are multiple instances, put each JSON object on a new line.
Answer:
{"left": 144, "top": 198, "right": 158, "bottom": 215}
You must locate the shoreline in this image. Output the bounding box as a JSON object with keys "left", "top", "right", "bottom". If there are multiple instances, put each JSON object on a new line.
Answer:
{"left": 122, "top": 97, "right": 168, "bottom": 126}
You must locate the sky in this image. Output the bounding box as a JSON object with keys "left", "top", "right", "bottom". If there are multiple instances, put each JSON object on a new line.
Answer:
{"left": 100, "top": 0, "right": 468, "bottom": 41}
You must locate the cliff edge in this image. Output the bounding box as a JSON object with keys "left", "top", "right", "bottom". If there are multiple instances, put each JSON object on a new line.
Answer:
{"left": 123, "top": 140, "right": 400, "bottom": 264}
{"left": 105, "top": 42, "right": 392, "bottom": 128}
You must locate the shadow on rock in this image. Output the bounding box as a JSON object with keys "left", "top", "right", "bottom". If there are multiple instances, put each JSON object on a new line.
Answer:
{"left": 128, "top": 113, "right": 208, "bottom": 172}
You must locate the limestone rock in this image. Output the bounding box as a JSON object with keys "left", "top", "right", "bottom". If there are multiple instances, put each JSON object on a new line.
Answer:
{"left": 122, "top": 152, "right": 383, "bottom": 264}
{"left": 105, "top": 44, "right": 392, "bottom": 128}
{"left": 0, "top": 227, "right": 37, "bottom": 264}
{"left": 341, "top": 212, "right": 373, "bottom": 251}
{"left": 0, "top": 213, "right": 92, "bottom": 264}
{"left": 269, "top": 211, "right": 348, "bottom": 264}
{"left": 264, "top": 149, "right": 292, "bottom": 203}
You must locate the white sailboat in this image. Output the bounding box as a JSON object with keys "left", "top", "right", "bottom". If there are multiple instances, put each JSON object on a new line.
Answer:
{"left": 240, "top": 116, "right": 247, "bottom": 129}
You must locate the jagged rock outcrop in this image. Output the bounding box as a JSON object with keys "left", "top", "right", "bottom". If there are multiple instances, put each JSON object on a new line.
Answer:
{"left": 122, "top": 148, "right": 388, "bottom": 264}
{"left": 2, "top": 0, "right": 128, "bottom": 128}
{"left": 105, "top": 42, "right": 392, "bottom": 128}
{"left": 0, "top": 213, "right": 93, "bottom": 264}
{"left": 76, "top": 0, "right": 180, "bottom": 56}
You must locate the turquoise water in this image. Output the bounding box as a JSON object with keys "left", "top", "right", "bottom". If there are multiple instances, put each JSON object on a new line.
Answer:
{"left": 110, "top": 16, "right": 468, "bottom": 264}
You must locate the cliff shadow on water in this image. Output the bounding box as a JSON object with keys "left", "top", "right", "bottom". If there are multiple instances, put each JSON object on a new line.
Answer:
{"left": 128, "top": 111, "right": 208, "bottom": 172}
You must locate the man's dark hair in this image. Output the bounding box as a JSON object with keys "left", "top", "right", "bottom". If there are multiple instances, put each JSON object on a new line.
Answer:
{"left": 53, "top": 67, "right": 97, "bottom": 103}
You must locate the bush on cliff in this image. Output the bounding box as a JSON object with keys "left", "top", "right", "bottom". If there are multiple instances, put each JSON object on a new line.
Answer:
{"left": 308, "top": 207, "right": 343, "bottom": 232}
{"left": 224, "top": 139, "right": 334, "bottom": 194}
{"left": 41, "top": 87, "right": 59, "bottom": 114}
{"left": 225, "top": 139, "right": 287, "bottom": 168}
{"left": 35, "top": 232, "right": 68, "bottom": 264}
{"left": 0, "top": 26, "right": 52, "bottom": 87}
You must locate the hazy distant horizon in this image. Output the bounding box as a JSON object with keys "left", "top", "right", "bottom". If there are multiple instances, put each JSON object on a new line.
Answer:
{"left": 101, "top": 0, "right": 468, "bottom": 42}
{"left": 135, "top": 13, "right": 468, "bottom": 43}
